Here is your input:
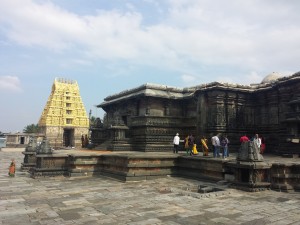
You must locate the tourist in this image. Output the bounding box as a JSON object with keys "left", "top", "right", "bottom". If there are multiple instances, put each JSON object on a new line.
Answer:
{"left": 184, "top": 135, "right": 189, "bottom": 155}
{"left": 253, "top": 133, "right": 262, "bottom": 149}
{"left": 191, "top": 144, "right": 199, "bottom": 155}
{"left": 200, "top": 136, "right": 209, "bottom": 156}
{"left": 8, "top": 159, "right": 16, "bottom": 177}
{"left": 84, "top": 134, "right": 89, "bottom": 148}
{"left": 81, "top": 135, "right": 84, "bottom": 148}
{"left": 221, "top": 135, "right": 229, "bottom": 159}
{"left": 260, "top": 136, "right": 266, "bottom": 154}
{"left": 173, "top": 133, "right": 180, "bottom": 154}
{"left": 240, "top": 134, "right": 249, "bottom": 143}
{"left": 188, "top": 134, "right": 195, "bottom": 156}
{"left": 211, "top": 134, "right": 221, "bottom": 158}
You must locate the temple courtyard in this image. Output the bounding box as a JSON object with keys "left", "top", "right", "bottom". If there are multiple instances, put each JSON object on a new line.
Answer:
{"left": 0, "top": 148, "right": 300, "bottom": 225}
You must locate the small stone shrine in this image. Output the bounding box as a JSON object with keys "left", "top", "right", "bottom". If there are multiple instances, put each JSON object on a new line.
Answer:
{"left": 21, "top": 136, "right": 38, "bottom": 170}
{"left": 226, "top": 141, "right": 271, "bottom": 191}
{"left": 36, "top": 137, "right": 52, "bottom": 154}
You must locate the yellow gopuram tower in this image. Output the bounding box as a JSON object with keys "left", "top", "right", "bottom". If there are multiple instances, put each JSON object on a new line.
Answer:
{"left": 38, "top": 78, "right": 89, "bottom": 148}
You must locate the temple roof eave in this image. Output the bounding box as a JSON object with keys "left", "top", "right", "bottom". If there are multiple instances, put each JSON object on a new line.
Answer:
{"left": 98, "top": 88, "right": 194, "bottom": 107}
{"left": 97, "top": 72, "right": 300, "bottom": 108}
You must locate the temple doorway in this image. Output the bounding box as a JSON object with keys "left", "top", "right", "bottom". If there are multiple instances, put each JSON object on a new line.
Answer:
{"left": 20, "top": 137, "right": 25, "bottom": 144}
{"left": 63, "top": 128, "right": 74, "bottom": 147}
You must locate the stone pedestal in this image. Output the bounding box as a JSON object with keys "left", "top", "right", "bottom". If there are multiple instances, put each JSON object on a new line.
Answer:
{"left": 36, "top": 137, "right": 52, "bottom": 154}
{"left": 226, "top": 141, "right": 271, "bottom": 191}
{"left": 21, "top": 137, "right": 37, "bottom": 170}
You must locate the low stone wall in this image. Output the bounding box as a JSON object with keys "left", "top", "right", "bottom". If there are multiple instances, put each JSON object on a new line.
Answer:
{"left": 28, "top": 153, "right": 300, "bottom": 192}
{"left": 271, "top": 162, "right": 300, "bottom": 192}
{"left": 176, "top": 156, "right": 225, "bottom": 181}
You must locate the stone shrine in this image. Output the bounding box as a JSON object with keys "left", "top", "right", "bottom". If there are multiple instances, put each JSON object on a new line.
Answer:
{"left": 21, "top": 136, "right": 38, "bottom": 170}
{"left": 226, "top": 141, "right": 271, "bottom": 191}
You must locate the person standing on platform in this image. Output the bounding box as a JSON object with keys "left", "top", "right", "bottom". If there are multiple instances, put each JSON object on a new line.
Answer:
{"left": 253, "top": 133, "right": 262, "bottom": 150}
{"left": 201, "top": 136, "right": 209, "bottom": 156}
{"left": 188, "top": 134, "right": 195, "bottom": 156}
{"left": 211, "top": 134, "right": 221, "bottom": 158}
{"left": 81, "top": 135, "right": 85, "bottom": 148}
{"left": 260, "top": 136, "right": 266, "bottom": 154}
{"left": 184, "top": 135, "right": 189, "bottom": 155}
{"left": 221, "top": 135, "right": 229, "bottom": 159}
{"left": 173, "top": 133, "right": 180, "bottom": 154}
{"left": 191, "top": 144, "right": 199, "bottom": 155}
{"left": 240, "top": 134, "right": 249, "bottom": 143}
{"left": 84, "top": 134, "right": 89, "bottom": 148}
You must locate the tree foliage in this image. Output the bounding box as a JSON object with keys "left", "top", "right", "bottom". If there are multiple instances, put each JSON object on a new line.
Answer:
{"left": 90, "top": 116, "right": 96, "bottom": 125}
{"left": 23, "top": 124, "right": 39, "bottom": 133}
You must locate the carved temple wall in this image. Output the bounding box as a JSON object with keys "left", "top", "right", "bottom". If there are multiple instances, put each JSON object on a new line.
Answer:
{"left": 95, "top": 74, "right": 300, "bottom": 154}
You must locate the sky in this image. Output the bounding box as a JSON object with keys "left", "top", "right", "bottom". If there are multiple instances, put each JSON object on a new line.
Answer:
{"left": 0, "top": 0, "right": 299, "bottom": 133}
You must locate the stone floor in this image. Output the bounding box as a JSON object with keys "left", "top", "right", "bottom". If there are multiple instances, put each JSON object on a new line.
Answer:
{"left": 0, "top": 148, "right": 300, "bottom": 225}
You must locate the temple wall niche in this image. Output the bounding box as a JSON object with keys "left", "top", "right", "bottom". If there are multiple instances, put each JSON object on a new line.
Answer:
{"left": 148, "top": 98, "right": 164, "bottom": 116}
{"left": 185, "top": 98, "right": 197, "bottom": 118}
{"left": 169, "top": 100, "right": 183, "bottom": 117}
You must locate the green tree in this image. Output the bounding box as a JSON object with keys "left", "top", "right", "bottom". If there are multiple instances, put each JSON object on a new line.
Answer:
{"left": 90, "top": 116, "right": 96, "bottom": 125}
{"left": 23, "top": 124, "right": 39, "bottom": 133}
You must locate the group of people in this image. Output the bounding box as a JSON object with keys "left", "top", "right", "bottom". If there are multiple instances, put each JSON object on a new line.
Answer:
{"left": 173, "top": 132, "right": 266, "bottom": 157}
{"left": 173, "top": 133, "right": 228, "bottom": 157}
{"left": 211, "top": 134, "right": 230, "bottom": 159}
{"left": 240, "top": 133, "right": 266, "bottom": 154}
{"left": 173, "top": 133, "right": 199, "bottom": 155}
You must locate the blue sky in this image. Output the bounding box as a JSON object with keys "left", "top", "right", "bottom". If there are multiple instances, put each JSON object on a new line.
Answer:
{"left": 0, "top": 0, "right": 299, "bottom": 133}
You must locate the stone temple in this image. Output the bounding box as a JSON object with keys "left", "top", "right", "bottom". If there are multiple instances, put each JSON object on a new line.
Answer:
{"left": 38, "top": 78, "right": 89, "bottom": 148}
{"left": 91, "top": 72, "right": 300, "bottom": 155}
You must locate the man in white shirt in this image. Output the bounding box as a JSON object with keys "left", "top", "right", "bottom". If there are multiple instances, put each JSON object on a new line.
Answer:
{"left": 253, "top": 133, "right": 262, "bottom": 149}
{"left": 173, "top": 133, "right": 180, "bottom": 153}
{"left": 211, "top": 134, "right": 220, "bottom": 158}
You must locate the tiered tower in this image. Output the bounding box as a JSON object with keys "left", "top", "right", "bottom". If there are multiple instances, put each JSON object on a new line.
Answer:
{"left": 38, "top": 78, "right": 89, "bottom": 148}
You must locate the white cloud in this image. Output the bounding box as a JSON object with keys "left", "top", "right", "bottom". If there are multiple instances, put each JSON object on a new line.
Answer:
{"left": 181, "top": 74, "right": 196, "bottom": 85}
{"left": 0, "top": 0, "right": 299, "bottom": 78}
{"left": 0, "top": 76, "right": 22, "bottom": 92}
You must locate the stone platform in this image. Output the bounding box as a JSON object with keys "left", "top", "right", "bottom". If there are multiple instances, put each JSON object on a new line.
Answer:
{"left": 24, "top": 148, "right": 300, "bottom": 192}
{"left": 1, "top": 148, "right": 300, "bottom": 225}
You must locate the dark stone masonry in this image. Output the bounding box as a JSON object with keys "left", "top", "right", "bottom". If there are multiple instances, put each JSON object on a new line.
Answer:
{"left": 92, "top": 72, "right": 300, "bottom": 155}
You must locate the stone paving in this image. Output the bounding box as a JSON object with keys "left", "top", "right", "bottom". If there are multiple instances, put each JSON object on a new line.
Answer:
{"left": 0, "top": 148, "right": 300, "bottom": 225}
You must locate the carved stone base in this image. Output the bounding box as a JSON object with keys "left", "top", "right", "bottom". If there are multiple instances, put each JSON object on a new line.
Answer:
{"left": 226, "top": 161, "right": 271, "bottom": 192}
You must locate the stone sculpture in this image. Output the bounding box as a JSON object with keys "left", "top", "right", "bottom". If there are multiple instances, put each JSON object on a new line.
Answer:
{"left": 36, "top": 137, "right": 52, "bottom": 154}
{"left": 237, "top": 141, "right": 264, "bottom": 162}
